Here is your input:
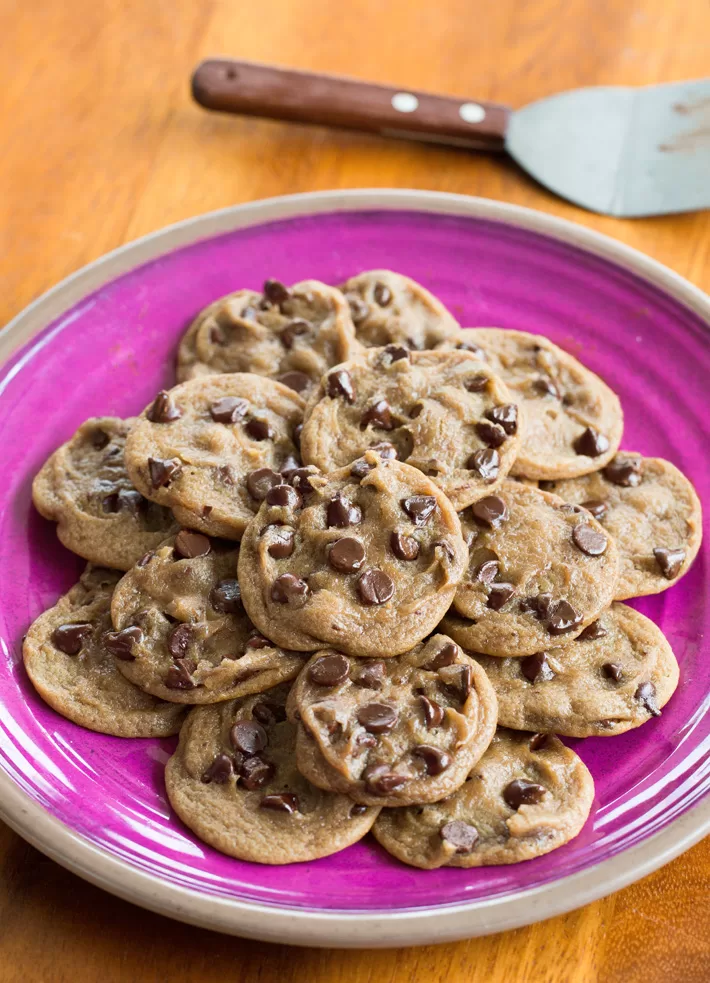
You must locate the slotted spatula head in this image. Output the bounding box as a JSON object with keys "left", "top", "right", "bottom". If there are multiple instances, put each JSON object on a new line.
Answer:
{"left": 505, "top": 79, "right": 710, "bottom": 218}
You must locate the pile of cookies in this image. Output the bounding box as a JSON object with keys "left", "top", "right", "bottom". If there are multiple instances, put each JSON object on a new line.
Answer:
{"left": 25, "top": 271, "right": 702, "bottom": 869}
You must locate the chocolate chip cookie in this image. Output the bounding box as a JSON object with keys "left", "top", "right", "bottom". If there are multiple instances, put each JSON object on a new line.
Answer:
{"left": 340, "top": 271, "right": 460, "bottom": 350}
{"left": 23, "top": 565, "right": 186, "bottom": 737}
{"left": 176, "top": 279, "right": 361, "bottom": 396}
{"left": 290, "top": 636, "right": 497, "bottom": 807}
{"left": 124, "top": 374, "right": 304, "bottom": 540}
{"left": 237, "top": 452, "right": 468, "bottom": 658}
{"left": 33, "top": 417, "right": 177, "bottom": 570}
{"left": 300, "top": 348, "right": 522, "bottom": 511}
{"left": 460, "top": 329, "right": 623, "bottom": 480}
{"left": 109, "top": 534, "right": 305, "bottom": 703}
{"left": 165, "top": 684, "right": 379, "bottom": 863}
{"left": 540, "top": 454, "right": 702, "bottom": 599}
{"left": 372, "top": 728, "right": 594, "bottom": 868}
{"left": 472, "top": 604, "right": 678, "bottom": 737}
{"left": 441, "top": 481, "right": 620, "bottom": 656}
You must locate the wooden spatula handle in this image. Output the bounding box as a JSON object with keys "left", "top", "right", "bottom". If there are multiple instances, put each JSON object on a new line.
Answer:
{"left": 192, "top": 59, "right": 510, "bottom": 152}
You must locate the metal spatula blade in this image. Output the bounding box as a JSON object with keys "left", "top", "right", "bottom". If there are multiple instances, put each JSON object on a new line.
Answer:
{"left": 191, "top": 60, "right": 710, "bottom": 218}
{"left": 506, "top": 79, "right": 710, "bottom": 217}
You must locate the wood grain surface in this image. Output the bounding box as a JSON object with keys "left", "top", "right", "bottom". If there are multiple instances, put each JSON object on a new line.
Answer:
{"left": 1, "top": 0, "right": 709, "bottom": 980}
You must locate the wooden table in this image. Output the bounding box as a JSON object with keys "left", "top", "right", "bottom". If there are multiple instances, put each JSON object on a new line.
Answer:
{"left": 1, "top": 0, "right": 709, "bottom": 979}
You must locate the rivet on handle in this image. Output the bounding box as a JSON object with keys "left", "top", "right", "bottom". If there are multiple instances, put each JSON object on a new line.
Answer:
{"left": 391, "top": 92, "right": 419, "bottom": 113}
{"left": 459, "top": 103, "right": 487, "bottom": 123}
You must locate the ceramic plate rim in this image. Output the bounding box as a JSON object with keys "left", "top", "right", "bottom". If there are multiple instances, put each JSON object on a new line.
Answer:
{"left": 1, "top": 188, "right": 709, "bottom": 948}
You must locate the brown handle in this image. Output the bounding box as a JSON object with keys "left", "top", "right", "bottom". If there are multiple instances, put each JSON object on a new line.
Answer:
{"left": 192, "top": 59, "right": 510, "bottom": 152}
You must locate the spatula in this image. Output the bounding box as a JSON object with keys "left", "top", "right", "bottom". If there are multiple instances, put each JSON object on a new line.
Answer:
{"left": 191, "top": 59, "right": 710, "bottom": 218}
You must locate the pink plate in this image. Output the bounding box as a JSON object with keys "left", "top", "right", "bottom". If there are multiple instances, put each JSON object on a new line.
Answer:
{"left": 0, "top": 191, "right": 707, "bottom": 947}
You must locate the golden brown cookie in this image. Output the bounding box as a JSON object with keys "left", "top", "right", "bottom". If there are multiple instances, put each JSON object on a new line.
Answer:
{"left": 238, "top": 453, "right": 468, "bottom": 657}
{"left": 300, "top": 348, "right": 521, "bottom": 510}
{"left": 441, "top": 481, "right": 620, "bottom": 656}
{"left": 23, "top": 566, "right": 186, "bottom": 737}
{"left": 124, "top": 374, "right": 304, "bottom": 540}
{"left": 165, "top": 684, "right": 379, "bottom": 864}
{"left": 32, "top": 417, "right": 177, "bottom": 570}
{"left": 373, "top": 729, "right": 594, "bottom": 868}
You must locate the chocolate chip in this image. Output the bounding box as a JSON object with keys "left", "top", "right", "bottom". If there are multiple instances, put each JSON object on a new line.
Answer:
{"left": 90, "top": 428, "right": 110, "bottom": 449}
{"left": 503, "top": 779, "right": 546, "bottom": 809}
{"left": 280, "top": 454, "right": 301, "bottom": 477}
{"left": 271, "top": 573, "right": 309, "bottom": 605}
{"left": 520, "top": 593, "right": 554, "bottom": 621}
{"left": 265, "top": 484, "right": 302, "bottom": 509}
{"left": 148, "top": 457, "right": 182, "bottom": 488}
{"left": 346, "top": 293, "right": 369, "bottom": 323}
{"left": 209, "top": 579, "right": 243, "bottom": 614}
{"left": 246, "top": 633, "right": 271, "bottom": 650}
{"left": 246, "top": 468, "right": 282, "bottom": 500}
{"left": 361, "top": 399, "right": 394, "bottom": 430}
{"left": 464, "top": 375, "right": 489, "bottom": 393}
{"left": 309, "top": 653, "right": 350, "bottom": 687}
{"left": 245, "top": 417, "right": 274, "bottom": 441}
{"left": 572, "top": 522, "right": 608, "bottom": 556}
{"left": 486, "top": 404, "right": 518, "bottom": 435}
{"left": 329, "top": 537, "right": 365, "bottom": 573}
{"left": 440, "top": 820, "right": 478, "bottom": 853}
{"left": 457, "top": 339, "right": 487, "bottom": 359}
{"left": 201, "top": 754, "right": 233, "bottom": 784}
{"left": 231, "top": 720, "right": 268, "bottom": 755}
{"left": 260, "top": 792, "right": 299, "bottom": 814}
{"left": 390, "top": 531, "right": 420, "bottom": 561}
{"left": 263, "top": 278, "right": 290, "bottom": 305}
{"left": 373, "top": 282, "right": 392, "bottom": 306}
{"left": 267, "top": 528, "right": 295, "bottom": 559}
{"left": 574, "top": 427, "right": 610, "bottom": 458}
{"left": 434, "top": 539, "right": 456, "bottom": 562}
{"left": 467, "top": 448, "right": 500, "bottom": 482}
{"left": 288, "top": 468, "right": 317, "bottom": 499}
{"left": 357, "top": 703, "right": 398, "bottom": 733}
{"left": 604, "top": 456, "right": 642, "bottom": 486}
{"left": 401, "top": 496, "right": 437, "bottom": 525}
{"left": 356, "top": 732, "right": 377, "bottom": 748}
{"left": 351, "top": 459, "right": 375, "bottom": 479}
{"left": 174, "top": 529, "right": 211, "bottom": 558}
{"left": 577, "top": 619, "right": 607, "bottom": 641}
{"left": 364, "top": 768, "right": 407, "bottom": 796}
{"left": 137, "top": 551, "right": 154, "bottom": 567}
{"left": 252, "top": 701, "right": 287, "bottom": 725}
{"left": 326, "top": 368, "right": 355, "bottom": 403}
{"left": 419, "top": 695, "right": 444, "bottom": 728}
{"left": 487, "top": 582, "right": 515, "bottom": 610}
{"left": 103, "top": 626, "right": 143, "bottom": 661}
{"left": 356, "top": 661, "right": 386, "bottom": 689}
{"left": 653, "top": 546, "right": 686, "bottom": 580}
{"left": 603, "top": 662, "right": 623, "bottom": 681}
{"left": 475, "top": 420, "right": 507, "bottom": 448}
{"left": 635, "top": 680, "right": 661, "bottom": 716}
{"left": 326, "top": 495, "right": 362, "bottom": 528}
{"left": 210, "top": 397, "right": 249, "bottom": 423}
{"left": 533, "top": 376, "right": 560, "bottom": 398}
{"left": 147, "top": 390, "right": 181, "bottom": 423}
{"left": 165, "top": 657, "right": 197, "bottom": 689}
{"left": 350, "top": 804, "right": 368, "bottom": 817}
{"left": 277, "top": 371, "right": 310, "bottom": 392}
{"left": 529, "top": 733, "right": 550, "bottom": 751}
{"left": 279, "top": 319, "right": 310, "bottom": 348}
{"left": 474, "top": 555, "right": 499, "bottom": 584}
{"left": 52, "top": 623, "right": 92, "bottom": 655}
{"left": 412, "top": 745, "right": 451, "bottom": 776}
{"left": 218, "top": 465, "right": 235, "bottom": 485}
{"left": 167, "top": 623, "right": 193, "bottom": 659}
{"left": 102, "top": 488, "right": 144, "bottom": 514}
{"left": 370, "top": 441, "right": 398, "bottom": 459}
{"left": 548, "top": 600, "right": 583, "bottom": 635}
{"left": 239, "top": 755, "right": 276, "bottom": 790}
{"left": 441, "top": 663, "right": 473, "bottom": 702}
{"left": 560, "top": 502, "right": 587, "bottom": 516}
{"left": 425, "top": 642, "right": 459, "bottom": 670}
{"left": 521, "top": 652, "right": 555, "bottom": 683}
{"left": 581, "top": 500, "right": 608, "bottom": 521}
{"left": 470, "top": 495, "right": 508, "bottom": 528}
{"left": 382, "top": 344, "right": 409, "bottom": 363}
{"left": 357, "top": 569, "right": 394, "bottom": 605}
